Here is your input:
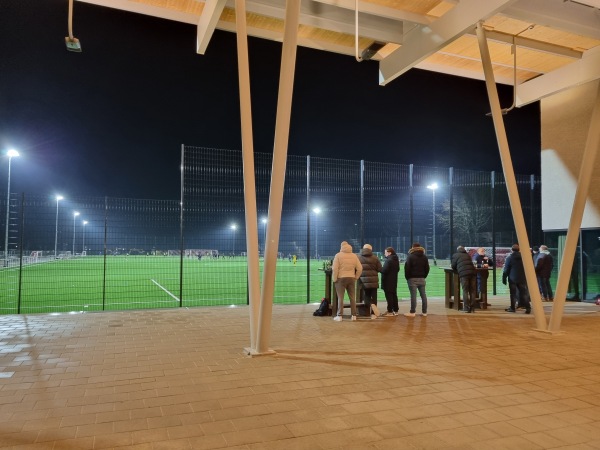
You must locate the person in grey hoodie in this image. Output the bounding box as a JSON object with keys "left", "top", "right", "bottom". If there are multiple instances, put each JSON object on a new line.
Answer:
{"left": 332, "top": 241, "right": 363, "bottom": 322}
{"left": 535, "top": 245, "right": 554, "bottom": 301}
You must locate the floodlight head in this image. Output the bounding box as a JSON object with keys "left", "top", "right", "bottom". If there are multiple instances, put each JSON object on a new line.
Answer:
{"left": 231, "top": 224, "right": 237, "bottom": 230}
{"left": 313, "top": 207, "right": 321, "bottom": 214}
{"left": 73, "top": 211, "right": 80, "bottom": 217}
{"left": 261, "top": 218, "right": 268, "bottom": 224}
{"left": 56, "top": 195, "right": 64, "bottom": 201}
{"left": 83, "top": 221, "right": 88, "bottom": 225}
{"left": 7, "top": 149, "right": 19, "bottom": 158}
{"left": 427, "top": 183, "right": 439, "bottom": 190}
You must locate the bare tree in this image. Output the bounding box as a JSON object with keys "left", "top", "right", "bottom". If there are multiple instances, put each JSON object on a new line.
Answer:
{"left": 437, "top": 191, "right": 492, "bottom": 245}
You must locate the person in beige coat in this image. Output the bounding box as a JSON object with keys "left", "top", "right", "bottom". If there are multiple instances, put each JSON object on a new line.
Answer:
{"left": 332, "top": 241, "right": 363, "bottom": 322}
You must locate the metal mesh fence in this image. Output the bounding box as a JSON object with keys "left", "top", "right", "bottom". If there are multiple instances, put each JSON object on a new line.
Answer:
{"left": 0, "top": 146, "right": 551, "bottom": 314}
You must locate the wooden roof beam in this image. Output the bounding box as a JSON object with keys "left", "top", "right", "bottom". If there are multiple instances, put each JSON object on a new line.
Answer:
{"left": 197, "top": 0, "right": 227, "bottom": 54}
{"left": 378, "top": 0, "right": 519, "bottom": 86}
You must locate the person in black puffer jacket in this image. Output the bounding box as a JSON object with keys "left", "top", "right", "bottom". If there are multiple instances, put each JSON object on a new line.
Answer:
{"left": 404, "top": 243, "right": 430, "bottom": 317}
{"left": 380, "top": 247, "right": 400, "bottom": 315}
{"left": 451, "top": 246, "right": 477, "bottom": 313}
{"left": 358, "top": 244, "right": 382, "bottom": 318}
{"left": 502, "top": 244, "right": 531, "bottom": 313}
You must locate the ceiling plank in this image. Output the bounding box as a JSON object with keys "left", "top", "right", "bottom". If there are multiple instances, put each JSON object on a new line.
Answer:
{"left": 378, "top": 0, "right": 519, "bottom": 86}
{"left": 77, "top": 0, "right": 198, "bottom": 24}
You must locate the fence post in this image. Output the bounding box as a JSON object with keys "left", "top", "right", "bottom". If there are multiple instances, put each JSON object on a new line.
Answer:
{"left": 306, "top": 155, "right": 311, "bottom": 304}
{"left": 409, "top": 164, "right": 414, "bottom": 245}
{"left": 449, "top": 167, "right": 454, "bottom": 258}
{"left": 179, "top": 144, "right": 184, "bottom": 307}
{"left": 103, "top": 196, "right": 107, "bottom": 311}
{"left": 491, "top": 171, "right": 496, "bottom": 295}
{"left": 360, "top": 160, "right": 365, "bottom": 246}
{"left": 17, "top": 193, "right": 24, "bottom": 314}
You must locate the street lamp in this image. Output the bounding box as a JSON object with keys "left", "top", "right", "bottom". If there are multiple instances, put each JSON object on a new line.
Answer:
{"left": 72, "top": 211, "right": 80, "bottom": 255}
{"left": 54, "top": 195, "right": 63, "bottom": 258}
{"left": 4, "top": 149, "right": 19, "bottom": 265}
{"left": 427, "top": 183, "right": 438, "bottom": 263}
{"left": 230, "top": 224, "right": 237, "bottom": 256}
{"left": 312, "top": 207, "right": 321, "bottom": 260}
{"left": 261, "top": 217, "right": 267, "bottom": 255}
{"left": 82, "top": 220, "right": 88, "bottom": 254}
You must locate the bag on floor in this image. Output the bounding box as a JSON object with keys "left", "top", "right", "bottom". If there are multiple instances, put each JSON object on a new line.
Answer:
{"left": 313, "top": 298, "right": 330, "bottom": 316}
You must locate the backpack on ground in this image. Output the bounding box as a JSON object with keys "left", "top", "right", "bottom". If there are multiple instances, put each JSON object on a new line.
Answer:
{"left": 313, "top": 298, "right": 330, "bottom": 316}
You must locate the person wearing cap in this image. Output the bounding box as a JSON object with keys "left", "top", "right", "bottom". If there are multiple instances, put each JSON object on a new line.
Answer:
{"left": 380, "top": 247, "right": 400, "bottom": 316}
{"left": 332, "top": 241, "right": 363, "bottom": 322}
{"left": 502, "top": 244, "right": 531, "bottom": 313}
{"left": 358, "top": 243, "right": 383, "bottom": 319}
{"left": 403, "top": 243, "right": 430, "bottom": 317}
{"left": 451, "top": 245, "right": 478, "bottom": 313}
{"left": 535, "top": 245, "right": 554, "bottom": 301}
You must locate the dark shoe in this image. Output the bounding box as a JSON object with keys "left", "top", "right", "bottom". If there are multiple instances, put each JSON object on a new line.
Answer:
{"left": 463, "top": 309, "right": 472, "bottom": 313}
{"left": 525, "top": 309, "right": 531, "bottom": 314}
{"left": 505, "top": 308, "right": 516, "bottom": 313}
{"left": 470, "top": 306, "right": 475, "bottom": 313}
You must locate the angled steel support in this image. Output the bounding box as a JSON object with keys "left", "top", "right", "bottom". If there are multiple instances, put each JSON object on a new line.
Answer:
{"left": 476, "top": 22, "right": 547, "bottom": 331}
{"left": 234, "top": 0, "right": 261, "bottom": 354}
{"left": 549, "top": 82, "right": 600, "bottom": 333}
{"left": 255, "top": 0, "right": 301, "bottom": 355}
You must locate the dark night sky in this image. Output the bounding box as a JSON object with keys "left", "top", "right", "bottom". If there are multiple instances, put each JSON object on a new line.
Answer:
{"left": 0, "top": 0, "right": 540, "bottom": 200}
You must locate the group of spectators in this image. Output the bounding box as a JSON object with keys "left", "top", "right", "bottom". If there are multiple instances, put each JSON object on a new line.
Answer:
{"left": 330, "top": 241, "right": 430, "bottom": 321}
{"left": 329, "top": 239, "right": 554, "bottom": 321}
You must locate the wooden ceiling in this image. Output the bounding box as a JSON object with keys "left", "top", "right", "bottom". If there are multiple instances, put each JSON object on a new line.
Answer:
{"left": 78, "top": 0, "right": 600, "bottom": 106}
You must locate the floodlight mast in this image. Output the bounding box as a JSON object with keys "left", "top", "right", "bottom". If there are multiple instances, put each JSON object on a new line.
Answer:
{"left": 427, "top": 183, "right": 438, "bottom": 263}
{"left": 4, "top": 149, "right": 19, "bottom": 267}
{"left": 72, "top": 211, "right": 80, "bottom": 255}
{"left": 54, "top": 195, "right": 64, "bottom": 259}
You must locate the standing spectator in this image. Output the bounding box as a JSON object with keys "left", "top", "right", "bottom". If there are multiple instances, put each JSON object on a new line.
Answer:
{"left": 532, "top": 246, "right": 543, "bottom": 296}
{"left": 451, "top": 246, "right": 478, "bottom": 313}
{"left": 536, "top": 245, "right": 554, "bottom": 301}
{"left": 358, "top": 244, "right": 383, "bottom": 319}
{"left": 404, "top": 243, "right": 430, "bottom": 317}
{"left": 473, "top": 247, "right": 493, "bottom": 301}
{"left": 380, "top": 247, "right": 400, "bottom": 316}
{"left": 502, "top": 244, "right": 531, "bottom": 313}
{"left": 332, "top": 241, "right": 363, "bottom": 322}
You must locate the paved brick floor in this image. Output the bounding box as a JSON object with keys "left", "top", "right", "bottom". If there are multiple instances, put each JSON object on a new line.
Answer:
{"left": 0, "top": 298, "right": 599, "bottom": 449}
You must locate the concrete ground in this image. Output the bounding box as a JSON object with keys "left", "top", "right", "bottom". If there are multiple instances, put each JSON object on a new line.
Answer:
{"left": 0, "top": 297, "right": 599, "bottom": 449}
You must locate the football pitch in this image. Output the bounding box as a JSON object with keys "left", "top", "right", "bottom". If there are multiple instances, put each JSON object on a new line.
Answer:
{"left": 1, "top": 255, "right": 516, "bottom": 314}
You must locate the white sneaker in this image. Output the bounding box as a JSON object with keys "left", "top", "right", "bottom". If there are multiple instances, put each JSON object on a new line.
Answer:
{"left": 333, "top": 315, "right": 343, "bottom": 322}
{"left": 392, "top": 311, "right": 399, "bottom": 316}
{"left": 370, "top": 314, "right": 377, "bottom": 320}
{"left": 421, "top": 313, "right": 428, "bottom": 317}
{"left": 351, "top": 315, "right": 357, "bottom": 321}
{"left": 404, "top": 312, "right": 415, "bottom": 317}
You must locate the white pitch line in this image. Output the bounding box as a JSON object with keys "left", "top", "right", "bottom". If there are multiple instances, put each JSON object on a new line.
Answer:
{"left": 151, "top": 279, "right": 180, "bottom": 302}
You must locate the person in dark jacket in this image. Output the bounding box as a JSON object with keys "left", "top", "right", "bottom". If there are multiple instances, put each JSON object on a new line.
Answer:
{"left": 358, "top": 244, "right": 382, "bottom": 318}
{"left": 451, "top": 246, "right": 477, "bottom": 313}
{"left": 403, "top": 243, "right": 430, "bottom": 317}
{"left": 502, "top": 244, "right": 531, "bottom": 313}
{"left": 380, "top": 247, "right": 400, "bottom": 316}
{"left": 535, "top": 245, "right": 554, "bottom": 301}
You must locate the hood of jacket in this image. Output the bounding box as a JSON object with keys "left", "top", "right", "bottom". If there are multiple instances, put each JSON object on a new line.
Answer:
{"left": 361, "top": 247, "right": 373, "bottom": 256}
{"left": 409, "top": 246, "right": 425, "bottom": 255}
{"left": 340, "top": 241, "right": 353, "bottom": 253}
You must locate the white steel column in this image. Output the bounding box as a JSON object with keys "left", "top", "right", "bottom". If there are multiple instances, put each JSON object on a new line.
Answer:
{"left": 235, "top": 0, "right": 261, "bottom": 352}
{"left": 255, "top": 0, "right": 301, "bottom": 355}
{"left": 475, "top": 23, "right": 547, "bottom": 331}
{"left": 549, "top": 82, "right": 600, "bottom": 333}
